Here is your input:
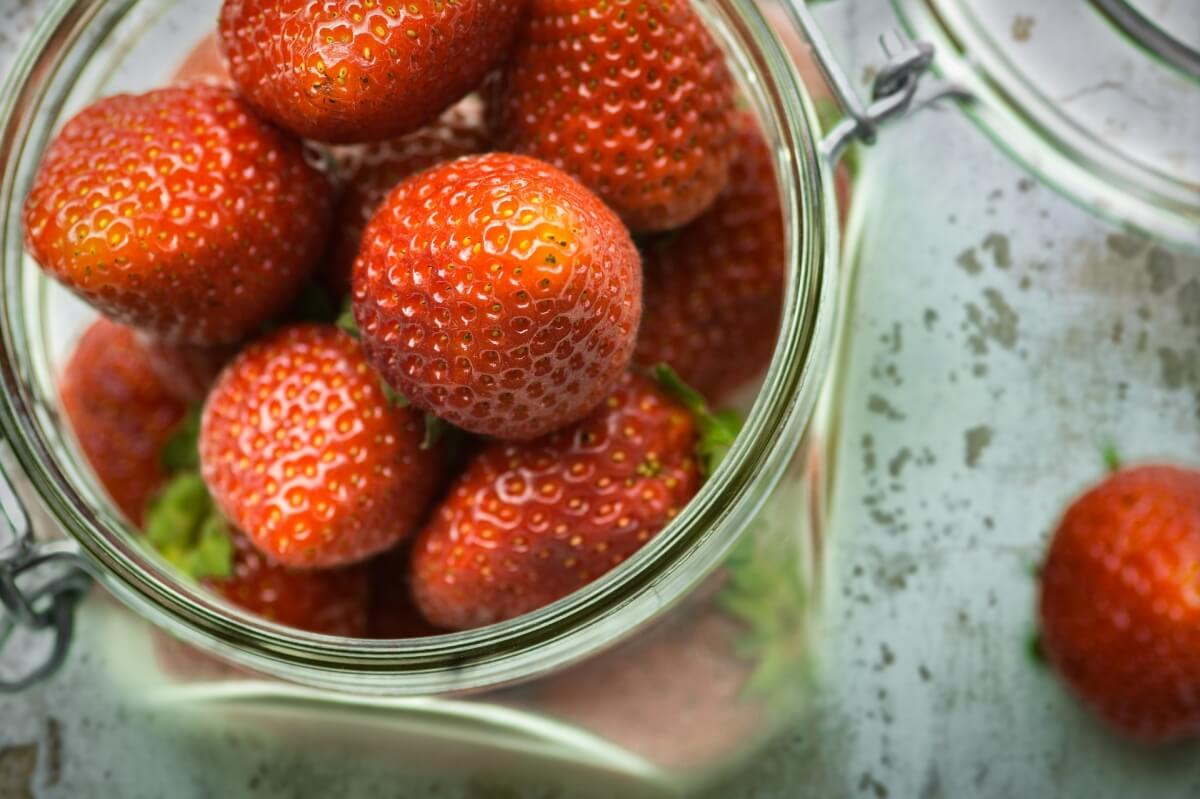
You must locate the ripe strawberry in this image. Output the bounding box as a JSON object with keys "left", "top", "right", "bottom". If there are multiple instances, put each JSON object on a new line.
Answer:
{"left": 22, "top": 84, "right": 333, "bottom": 346}
{"left": 326, "top": 97, "right": 490, "bottom": 298}
{"left": 635, "top": 114, "right": 783, "bottom": 401}
{"left": 352, "top": 152, "right": 642, "bottom": 441}
{"left": 173, "top": 32, "right": 232, "bottom": 86}
{"left": 145, "top": 474, "right": 369, "bottom": 636}
{"left": 60, "top": 319, "right": 189, "bottom": 524}
{"left": 218, "top": 0, "right": 524, "bottom": 144}
{"left": 409, "top": 369, "right": 736, "bottom": 630}
{"left": 1039, "top": 464, "right": 1200, "bottom": 742}
{"left": 366, "top": 547, "right": 446, "bottom": 638}
{"left": 139, "top": 335, "right": 237, "bottom": 404}
{"left": 489, "top": 0, "right": 738, "bottom": 232}
{"left": 199, "top": 324, "right": 444, "bottom": 568}
{"left": 215, "top": 528, "right": 369, "bottom": 636}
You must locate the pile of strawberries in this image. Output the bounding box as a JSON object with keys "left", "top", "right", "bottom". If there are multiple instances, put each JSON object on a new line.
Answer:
{"left": 29, "top": 0, "right": 787, "bottom": 637}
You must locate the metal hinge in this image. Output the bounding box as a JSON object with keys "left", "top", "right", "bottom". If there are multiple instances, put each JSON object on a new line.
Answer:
{"left": 0, "top": 447, "right": 91, "bottom": 692}
{"left": 781, "top": 0, "right": 972, "bottom": 161}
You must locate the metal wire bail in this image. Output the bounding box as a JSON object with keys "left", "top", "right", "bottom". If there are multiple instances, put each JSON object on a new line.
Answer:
{"left": 0, "top": 446, "right": 91, "bottom": 692}
{"left": 780, "top": 0, "right": 969, "bottom": 161}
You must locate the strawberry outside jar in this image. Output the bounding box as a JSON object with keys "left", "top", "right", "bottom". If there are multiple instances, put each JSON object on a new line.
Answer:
{"left": 0, "top": 1, "right": 943, "bottom": 794}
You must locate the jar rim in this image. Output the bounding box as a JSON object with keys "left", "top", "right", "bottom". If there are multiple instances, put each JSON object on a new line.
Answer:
{"left": 0, "top": 0, "right": 838, "bottom": 693}
{"left": 894, "top": 0, "right": 1200, "bottom": 252}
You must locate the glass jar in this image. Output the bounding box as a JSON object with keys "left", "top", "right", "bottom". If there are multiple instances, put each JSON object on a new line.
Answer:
{"left": 0, "top": 0, "right": 933, "bottom": 793}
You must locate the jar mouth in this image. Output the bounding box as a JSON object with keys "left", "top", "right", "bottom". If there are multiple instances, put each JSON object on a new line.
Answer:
{"left": 0, "top": 0, "right": 837, "bottom": 694}
{"left": 895, "top": 0, "right": 1200, "bottom": 251}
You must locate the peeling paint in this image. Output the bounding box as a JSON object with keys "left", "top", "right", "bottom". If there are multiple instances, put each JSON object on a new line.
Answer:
{"left": 964, "top": 426, "right": 993, "bottom": 468}
{"left": 1157, "top": 347, "right": 1197, "bottom": 390}
{"left": 1104, "top": 232, "right": 1148, "bottom": 258}
{"left": 956, "top": 248, "right": 983, "bottom": 276}
{"left": 888, "top": 448, "right": 912, "bottom": 479}
{"left": 1011, "top": 15, "right": 1035, "bottom": 41}
{"left": 0, "top": 743, "right": 37, "bottom": 799}
{"left": 867, "top": 394, "right": 906, "bottom": 421}
{"left": 1145, "top": 247, "right": 1176, "bottom": 294}
{"left": 964, "top": 289, "right": 1020, "bottom": 354}
{"left": 981, "top": 233, "right": 1012, "bottom": 270}
{"left": 1178, "top": 280, "right": 1200, "bottom": 328}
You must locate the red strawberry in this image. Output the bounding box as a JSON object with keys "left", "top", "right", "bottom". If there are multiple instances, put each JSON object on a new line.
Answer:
{"left": 214, "top": 529, "right": 369, "bottom": 636}
{"left": 1039, "top": 464, "right": 1200, "bottom": 742}
{"left": 22, "top": 84, "right": 333, "bottom": 346}
{"left": 173, "top": 32, "right": 232, "bottom": 86}
{"left": 489, "top": 0, "right": 738, "bottom": 231}
{"left": 325, "top": 97, "right": 490, "bottom": 298}
{"left": 410, "top": 370, "right": 723, "bottom": 630}
{"left": 139, "top": 335, "right": 237, "bottom": 404}
{"left": 352, "top": 152, "right": 642, "bottom": 441}
{"left": 199, "top": 324, "right": 444, "bottom": 568}
{"left": 635, "top": 114, "right": 783, "bottom": 401}
{"left": 366, "top": 547, "right": 446, "bottom": 638}
{"left": 60, "top": 319, "right": 189, "bottom": 524}
{"left": 145, "top": 474, "right": 369, "bottom": 636}
{"left": 218, "top": 0, "right": 524, "bottom": 144}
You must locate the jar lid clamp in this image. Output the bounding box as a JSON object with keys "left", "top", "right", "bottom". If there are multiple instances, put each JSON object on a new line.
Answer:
{"left": 779, "top": 0, "right": 966, "bottom": 161}
{"left": 0, "top": 446, "right": 90, "bottom": 692}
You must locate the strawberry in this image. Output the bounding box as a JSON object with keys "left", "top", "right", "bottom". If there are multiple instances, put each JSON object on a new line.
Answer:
{"left": 216, "top": 526, "right": 369, "bottom": 636}
{"left": 409, "top": 368, "right": 738, "bottom": 630}
{"left": 139, "top": 336, "right": 237, "bottom": 404}
{"left": 366, "top": 546, "right": 446, "bottom": 638}
{"left": 352, "top": 152, "right": 642, "bottom": 441}
{"left": 145, "top": 474, "right": 369, "bottom": 636}
{"left": 173, "top": 32, "right": 232, "bottom": 86}
{"left": 199, "top": 324, "right": 443, "bottom": 568}
{"left": 60, "top": 319, "right": 189, "bottom": 524}
{"left": 218, "top": 0, "right": 524, "bottom": 144}
{"left": 22, "top": 84, "right": 333, "bottom": 346}
{"left": 325, "top": 97, "right": 490, "bottom": 298}
{"left": 1038, "top": 463, "right": 1200, "bottom": 742}
{"left": 634, "top": 114, "right": 783, "bottom": 401}
{"left": 489, "top": 0, "right": 738, "bottom": 232}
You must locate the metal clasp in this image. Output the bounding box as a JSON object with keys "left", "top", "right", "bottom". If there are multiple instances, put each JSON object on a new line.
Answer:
{"left": 781, "top": 0, "right": 970, "bottom": 161}
{"left": 0, "top": 446, "right": 90, "bottom": 692}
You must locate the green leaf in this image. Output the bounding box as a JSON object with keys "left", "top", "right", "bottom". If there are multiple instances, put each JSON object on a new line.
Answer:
{"left": 144, "top": 473, "right": 210, "bottom": 550}
{"left": 1028, "top": 631, "right": 1046, "bottom": 667}
{"left": 651, "top": 364, "right": 744, "bottom": 476}
{"left": 422, "top": 414, "right": 449, "bottom": 450}
{"left": 142, "top": 472, "right": 234, "bottom": 581}
{"left": 336, "top": 300, "right": 360, "bottom": 339}
{"left": 160, "top": 406, "right": 202, "bottom": 474}
{"left": 652, "top": 363, "right": 707, "bottom": 414}
{"left": 381, "top": 380, "right": 408, "bottom": 408}
{"left": 1101, "top": 440, "right": 1122, "bottom": 473}
{"left": 188, "top": 514, "right": 235, "bottom": 580}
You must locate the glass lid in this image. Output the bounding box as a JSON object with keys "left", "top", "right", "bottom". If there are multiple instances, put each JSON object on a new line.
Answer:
{"left": 894, "top": 0, "right": 1200, "bottom": 250}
